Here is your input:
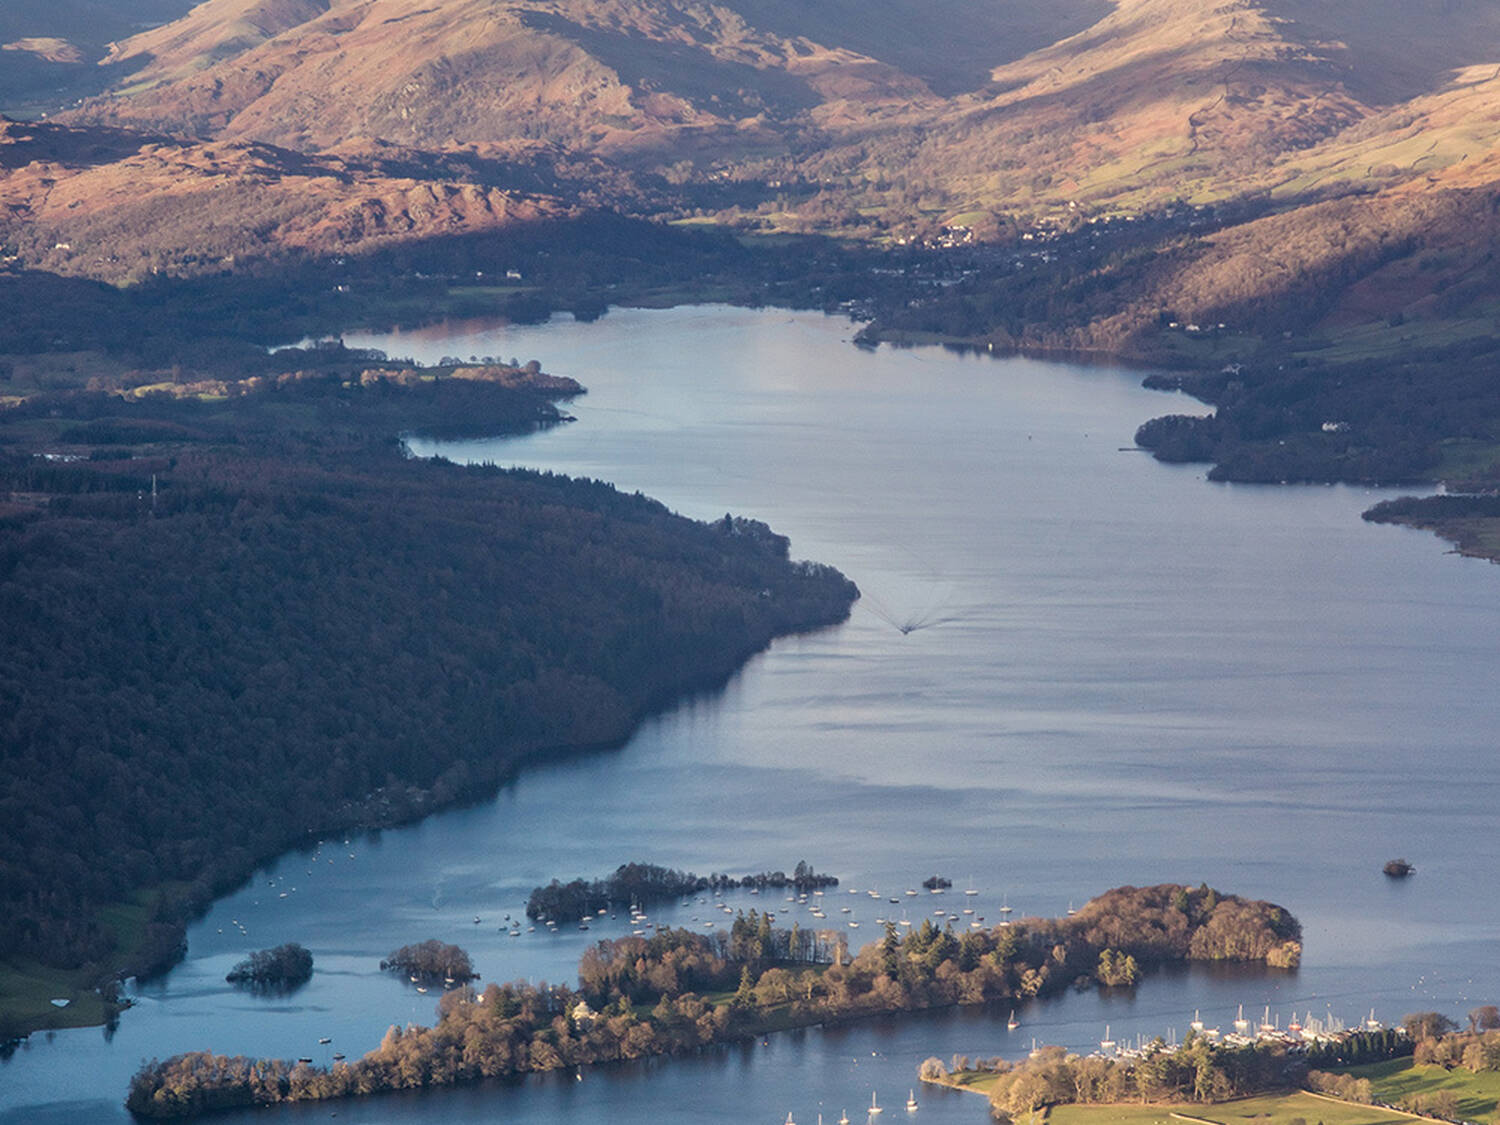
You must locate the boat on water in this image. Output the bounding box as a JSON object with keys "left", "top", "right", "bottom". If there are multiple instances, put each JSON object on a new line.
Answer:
{"left": 870, "top": 1090, "right": 884, "bottom": 1115}
{"left": 785, "top": 1113, "right": 795, "bottom": 1125}
{"left": 1190, "top": 1009, "right": 1204, "bottom": 1033}
{"left": 1008, "top": 1010, "right": 1019, "bottom": 1030}
{"left": 1234, "top": 1004, "right": 1249, "bottom": 1033}
{"left": 907, "top": 1090, "right": 918, "bottom": 1112}
{"left": 1100, "top": 1025, "right": 1115, "bottom": 1052}
{"left": 839, "top": 1112, "right": 850, "bottom": 1125}
{"left": 999, "top": 894, "right": 1012, "bottom": 915}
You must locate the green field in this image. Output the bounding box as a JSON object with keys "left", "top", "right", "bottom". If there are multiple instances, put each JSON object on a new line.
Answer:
{"left": 1350, "top": 1057, "right": 1500, "bottom": 1123}
{"left": 0, "top": 887, "right": 169, "bottom": 1040}
{"left": 926, "top": 1086, "right": 1426, "bottom": 1125}
{"left": 1049, "top": 1092, "right": 1420, "bottom": 1125}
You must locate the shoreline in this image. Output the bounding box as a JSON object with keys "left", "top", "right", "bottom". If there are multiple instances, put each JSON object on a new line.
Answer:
{"left": 0, "top": 367, "right": 858, "bottom": 1044}
{"left": 0, "top": 611, "right": 856, "bottom": 1046}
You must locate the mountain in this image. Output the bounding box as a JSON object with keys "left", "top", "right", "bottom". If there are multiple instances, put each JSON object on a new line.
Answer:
{"left": 69, "top": 0, "right": 1500, "bottom": 209}
{"left": 0, "top": 117, "right": 576, "bottom": 281}
{"left": 0, "top": 0, "right": 197, "bottom": 113}
{"left": 5, "top": 0, "right": 1500, "bottom": 360}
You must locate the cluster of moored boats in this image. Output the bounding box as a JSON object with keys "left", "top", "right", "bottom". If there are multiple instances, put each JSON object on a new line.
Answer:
{"left": 780, "top": 1089, "right": 919, "bottom": 1124}
{"left": 525, "top": 879, "right": 1020, "bottom": 940}
{"left": 1094, "top": 1005, "right": 1389, "bottom": 1059}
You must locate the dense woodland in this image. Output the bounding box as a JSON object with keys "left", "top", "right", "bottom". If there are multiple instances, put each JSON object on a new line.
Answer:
{"left": 1134, "top": 338, "right": 1500, "bottom": 484}
{"left": 0, "top": 366, "right": 857, "bottom": 1027}
{"left": 124, "top": 884, "right": 1300, "bottom": 1117}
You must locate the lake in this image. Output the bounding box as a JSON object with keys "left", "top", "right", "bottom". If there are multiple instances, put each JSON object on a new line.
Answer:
{"left": 4, "top": 305, "right": 1498, "bottom": 1125}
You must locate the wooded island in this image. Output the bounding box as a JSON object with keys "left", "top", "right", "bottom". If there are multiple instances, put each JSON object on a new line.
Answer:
{"left": 125, "top": 883, "right": 1300, "bottom": 1118}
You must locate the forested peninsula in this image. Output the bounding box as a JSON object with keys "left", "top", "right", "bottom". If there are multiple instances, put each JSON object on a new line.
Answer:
{"left": 125, "top": 883, "right": 1301, "bottom": 1118}
{"left": 0, "top": 352, "right": 858, "bottom": 1039}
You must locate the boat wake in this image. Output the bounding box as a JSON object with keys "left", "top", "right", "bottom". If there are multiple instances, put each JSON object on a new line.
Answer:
{"left": 860, "top": 597, "right": 959, "bottom": 635}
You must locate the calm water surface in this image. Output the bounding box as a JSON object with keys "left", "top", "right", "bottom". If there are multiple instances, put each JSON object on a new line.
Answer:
{"left": 5, "top": 306, "right": 1498, "bottom": 1124}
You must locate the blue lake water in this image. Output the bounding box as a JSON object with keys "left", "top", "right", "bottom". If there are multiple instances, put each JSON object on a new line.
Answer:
{"left": 4, "top": 305, "right": 1498, "bottom": 1124}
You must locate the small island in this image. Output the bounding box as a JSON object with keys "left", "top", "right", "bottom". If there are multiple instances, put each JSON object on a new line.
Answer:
{"left": 922, "top": 875, "right": 952, "bottom": 890}
{"left": 225, "top": 943, "right": 313, "bottom": 988}
{"left": 526, "top": 860, "right": 838, "bottom": 922}
{"left": 379, "top": 940, "right": 476, "bottom": 984}
{"left": 126, "top": 883, "right": 1301, "bottom": 1118}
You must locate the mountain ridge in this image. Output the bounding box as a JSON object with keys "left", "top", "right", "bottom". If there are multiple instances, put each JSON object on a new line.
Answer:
{"left": 6, "top": 0, "right": 1500, "bottom": 366}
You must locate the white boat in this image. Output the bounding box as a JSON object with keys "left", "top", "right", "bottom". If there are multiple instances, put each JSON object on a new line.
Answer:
{"left": 999, "top": 894, "right": 1012, "bottom": 915}
{"left": 870, "top": 1090, "right": 883, "bottom": 1115}
{"left": 1008, "top": 1010, "right": 1019, "bottom": 1030}
{"left": 906, "top": 1090, "right": 918, "bottom": 1112}
{"left": 1234, "top": 1004, "right": 1249, "bottom": 1033}
{"left": 1190, "top": 1009, "right": 1204, "bottom": 1033}
{"left": 1100, "top": 1024, "right": 1115, "bottom": 1052}
{"left": 840, "top": 1113, "right": 850, "bottom": 1125}
{"left": 785, "top": 1114, "right": 795, "bottom": 1125}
